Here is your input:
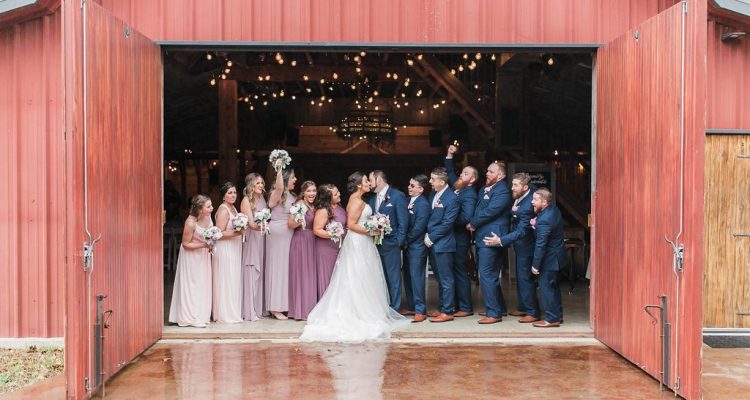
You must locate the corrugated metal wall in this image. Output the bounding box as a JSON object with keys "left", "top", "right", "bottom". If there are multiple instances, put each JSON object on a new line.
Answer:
{"left": 592, "top": 1, "right": 705, "bottom": 399}
{"left": 0, "top": 10, "right": 64, "bottom": 338}
{"left": 96, "top": 0, "right": 675, "bottom": 44}
{"left": 707, "top": 17, "right": 750, "bottom": 130}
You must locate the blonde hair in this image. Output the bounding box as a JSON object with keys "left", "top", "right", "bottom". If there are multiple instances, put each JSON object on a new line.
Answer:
{"left": 243, "top": 173, "right": 264, "bottom": 211}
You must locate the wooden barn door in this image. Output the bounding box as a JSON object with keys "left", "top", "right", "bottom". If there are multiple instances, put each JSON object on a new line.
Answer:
{"left": 591, "top": 0, "right": 705, "bottom": 399}
{"left": 64, "top": 2, "right": 162, "bottom": 398}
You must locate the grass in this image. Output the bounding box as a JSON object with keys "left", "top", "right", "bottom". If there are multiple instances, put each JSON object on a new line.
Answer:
{"left": 0, "top": 346, "right": 64, "bottom": 395}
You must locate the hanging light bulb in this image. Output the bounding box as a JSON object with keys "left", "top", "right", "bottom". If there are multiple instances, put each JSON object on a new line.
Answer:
{"left": 463, "top": 53, "right": 469, "bottom": 59}
{"left": 221, "top": 73, "right": 227, "bottom": 79}
{"left": 417, "top": 54, "right": 423, "bottom": 60}
{"left": 265, "top": 75, "right": 271, "bottom": 80}
{"left": 451, "top": 68, "right": 456, "bottom": 75}
{"left": 491, "top": 54, "right": 497, "bottom": 61}
{"left": 392, "top": 73, "right": 398, "bottom": 80}
{"left": 291, "top": 60, "right": 297, "bottom": 66}
{"left": 373, "top": 91, "right": 379, "bottom": 96}
{"left": 475, "top": 53, "right": 482, "bottom": 60}
{"left": 224, "top": 68, "right": 231, "bottom": 74}
{"left": 291, "top": 95, "right": 296, "bottom": 100}
{"left": 360, "top": 51, "right": 366, "bottom": 57}
{"left": 209, "top": 78, "right": 216, "bottom": 86}
{"left": 407, "top": 59, "right": 414, "bottom": 66}
{"left": 458, "top": 65, "right": 464, "bottom": 72}
{"left": 332, "top": 72, "right": 339, "bottom": 79}
{"left": 206, "top": 53, "right": 213, "bottom": 60}
{"left": 226, "top": 60, "right": 233, "bottom": 67}
{"left": 320, "top": 78, "right": 326, "bottom": 84}
{"left": 303, "top": 75, "right": 309, "bottom": 81}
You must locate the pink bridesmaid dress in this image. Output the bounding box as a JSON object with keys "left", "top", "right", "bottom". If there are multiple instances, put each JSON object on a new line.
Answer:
{"left": 168, "top": 217, "right": 213, "bottom": 327}
{"left": 211, "top": 204, "right": 243, "bottom": 323}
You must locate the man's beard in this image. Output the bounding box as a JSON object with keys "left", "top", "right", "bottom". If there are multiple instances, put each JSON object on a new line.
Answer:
{"left": 453, "top": 179, "right": 469, "bottom": 191}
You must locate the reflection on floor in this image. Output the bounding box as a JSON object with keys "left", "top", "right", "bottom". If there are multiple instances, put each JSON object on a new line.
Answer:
{"left": 702, "top": 346, "right": 750, "bottom": 400}
{"left": 163, "top": 271, "right": 592, "bottom": 339}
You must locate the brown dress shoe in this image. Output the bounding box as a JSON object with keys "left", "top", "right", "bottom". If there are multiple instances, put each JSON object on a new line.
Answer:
{"left": 453, "top": 311, "right": 474, "bottom": 317}
{"left": 412, "top": 314, "right": 426, "bottom": 323}
{"left": 427, "top": 310, "right": 441, "bottom": 318}
{"left": 533, "top": 320, "right": 561, "bottom": 328}
{"left": 478, "top": 311, "right": 507, "bottom": 317}
{"left": 478, "top": 317, "right": 501, "bottom": 324}
{"left": 518, "top": 315, "right": 540, "bottom": 323}
{"left": 508, "top": 310, "right": 526, "bottom": 317}
{"left": 429, "top": 313, "right": 454, "bottom": 322}
{"left": 400, "top": 309, "right": 416, "bottom": 316}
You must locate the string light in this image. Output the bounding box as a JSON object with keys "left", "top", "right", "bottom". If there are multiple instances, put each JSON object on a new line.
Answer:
{"left": 226, "top": 60, "right": 233, "bottom": 67}
{"left": 407, "top": 59, "right": 414, "bottom": 66}
{"left": 303, "top": 75, "right": 309, "bottom": 81}
{"left": 209, "top": 78, "right": 216, "bottom": 86}
{"left": 332, "top": 72, "right": 339, "bottom": 79}
{"left": 291, "top": 60, "right": 297, "bottom": 66}
{"left": 491, "top": 54, "right": 497, "bottom": 61}
{"left": 221, "top": 73, "right": 227, "bottom": 79}
{"left": 475, "top": 53, "right": 482, "bottom": 60}
{"left": 206, "top": 53, "right": 213, "bottom": 60}
{"left": 417, "top": 54, "right": 423, "bottom": 60}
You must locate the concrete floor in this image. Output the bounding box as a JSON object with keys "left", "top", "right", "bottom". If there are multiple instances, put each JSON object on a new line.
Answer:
{"left": 6, "top": 342, "right": 749, "bottom": 399}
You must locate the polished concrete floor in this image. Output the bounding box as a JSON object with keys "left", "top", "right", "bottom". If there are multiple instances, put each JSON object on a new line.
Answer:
{"left": 6, "top": 343, "right": 749, "bottom": 399}
{"left": 163, "top": 272, "right": 593, "bottom": 339}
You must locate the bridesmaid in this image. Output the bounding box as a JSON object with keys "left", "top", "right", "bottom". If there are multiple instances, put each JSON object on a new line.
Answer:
{"left": 240, "top": 173, "right": 267, "bottom": 321}
{"left": 287, "top": 181, "right": 318, "bottom": 320}
{"left": 168, "top": 195, "right": 214, "bottom": 328}
{"left": 212, "top": 182, "right": 245, "bottom": 324}
{"left": 312, "top": 184, "right": 347, "bottom": 299}
{"left": 265, "top": 167, "right": 297, "bottom": 320}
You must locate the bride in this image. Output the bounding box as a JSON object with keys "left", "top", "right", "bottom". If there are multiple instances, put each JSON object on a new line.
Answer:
{"left": 300, "top": 171, "right": 410, "bottom": 342}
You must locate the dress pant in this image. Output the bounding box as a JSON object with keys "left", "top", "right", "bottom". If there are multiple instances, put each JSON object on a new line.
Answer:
{"left": 539, "top": 269, "right": 562, "bottom": 323}
{"left": 476, "top": 246, "right": 507, "bottom": 318}
{"left": 430, "top": 249, "right": 456, "bottom": 314}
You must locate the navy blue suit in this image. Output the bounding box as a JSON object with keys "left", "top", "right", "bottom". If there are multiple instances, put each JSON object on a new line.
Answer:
{"left": 445, "top": 155, "right": 477, "bottom": 312}
{"left": 427, "top": 188, "right": 460, "bottom": 314}
{"left": 499, "top": 191, "right": 538, "bottom": 317}
{"left": 369, "top": 186, "right": 409, "bottom": 310}
{"left": 403, "top": 195, "right": 430, "bottom": 314}
{"left": 469, "top": 179, "right": 512, "bottom": 318}
{"left": 531, "top": 204, "right": 567, "bottom": 323}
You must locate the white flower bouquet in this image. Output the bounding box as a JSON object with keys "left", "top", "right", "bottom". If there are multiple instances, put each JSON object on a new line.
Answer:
{"left": 325, "top": 221, "right": 345, "bottom": 248}
{"left": 289, "top": 203, "right": 308, "bottom": 229}
{"left": 202, "top": 226, "right": 223, "bottom": 254}
{"left": 233, "top": 213, "right": 250, "bottom": 242}
{"left": 364, "top": 213, "right": 392, "bottom": 245}
{"left": 254, "top": 208, "right": 272, "bottom": 236}
{"left": 269, "top": 149, "right": 292, "bottom": 173}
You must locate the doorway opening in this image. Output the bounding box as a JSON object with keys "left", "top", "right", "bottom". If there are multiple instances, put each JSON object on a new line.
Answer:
{"left": 160, "top": 47, "right": 594, "bottom": 338}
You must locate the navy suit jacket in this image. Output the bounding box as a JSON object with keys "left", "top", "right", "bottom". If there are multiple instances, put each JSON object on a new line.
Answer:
{"left": 470, "top": 179, "right": 512, "bottom": 249}
{"left": 444, "top": 157, "right": 459, "bottom": 187}
{"left": 453, "top": 185, "right": 477, "bottom": 247}
{"left": 427, "top": 188, "right": 460, "bottom": 253}
{"left": 499, "top": 191, "right": 535, "bottom": 256}
{"left": 405, "top": 195, "right": 430, "bottom": 250}
{"left": 368, "top": 186, "right": 408, "bottom": 248}
{"left": 531, "top": 205, "right": 568, "bottom": 272}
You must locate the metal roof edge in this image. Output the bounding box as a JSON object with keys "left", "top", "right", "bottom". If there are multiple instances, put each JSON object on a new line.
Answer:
{"left": 711, "top": 0, "right": 750, "bottom": 18}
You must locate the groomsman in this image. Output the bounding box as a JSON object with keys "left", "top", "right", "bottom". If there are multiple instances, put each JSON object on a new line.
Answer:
{"left": 402, "top": 175, "right": 431, "bottom": 322}
{"left": 444, "top": 144, "right": 477, "bottom": 317}
{"left": 529, "top": 187, "right": 567, "bottom": 328}
{"left": 483, "top": 173, "right": 538, "bottom": 322}
{"left": 467, "top": 161, "right": 512, "bottom": 324}
{"left": 368, "top": 170, "right": 409, "bottom": 310}
{"left": 425, "top": 167, "right": 460, "bottom": 322}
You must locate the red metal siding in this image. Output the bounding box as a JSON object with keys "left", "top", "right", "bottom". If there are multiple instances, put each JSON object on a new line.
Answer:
{"left": 593, "top": 1, "right": 705, "bottom": 399}
{"left": 96, "top": 0, "right": 676, "bottom": 44}
{"left": 707, "top": 17, "right": 750, "bottom": 130}
{"left": 0, "top": 10, "right": 64, "bottom": 338}
{"left": 63, "top": 2, "right": 163, "bottom": 398}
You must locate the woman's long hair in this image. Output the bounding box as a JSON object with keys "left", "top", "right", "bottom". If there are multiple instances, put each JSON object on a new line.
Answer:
{"left": 243, "top": 173, "right": 264, "bottom": 211}
{"left": 189, "top": 194, "right": 210, "bottom": 217}
{"left": 296, "top": 180, "right": 317, "bottom": 206}
{"left": 314, "top": 184, "right": 336, "bottom": 221}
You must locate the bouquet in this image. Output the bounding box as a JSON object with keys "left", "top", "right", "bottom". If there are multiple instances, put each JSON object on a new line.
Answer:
{"left": 269, "top": 149, "right": 292, "bottom": 173}
{"left": 254, "top": 208, "right": 272, "bottom": 236}
{"left": 202, "top": 226, "right": 223, "bottom": 254}
{"left": 325, "top": 221, "right": 345, "bottom": 248}
{"left": 289, "top": 203, "right": 308, "bottom": 229}
{"left": 364, "top": 213, "right": 392, "bottom": 245}
{"left": 232, "top": 213, "right": 250, "bottom": 242}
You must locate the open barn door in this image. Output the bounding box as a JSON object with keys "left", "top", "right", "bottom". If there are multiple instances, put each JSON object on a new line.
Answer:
{"left": 591, "top": 0, "right": 705, "bottom": 398}
{"left": 64, "top": 1, "right": 162, "bottom": 398}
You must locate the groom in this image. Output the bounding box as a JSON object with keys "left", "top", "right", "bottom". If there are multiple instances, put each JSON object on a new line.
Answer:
{"left": 369, "top": 170, "right": 409, "bottom": 310}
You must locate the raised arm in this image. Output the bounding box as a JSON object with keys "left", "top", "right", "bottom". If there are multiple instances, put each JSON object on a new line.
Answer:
{"left": 268, "top": 170, "right": 284, "bottom": 208}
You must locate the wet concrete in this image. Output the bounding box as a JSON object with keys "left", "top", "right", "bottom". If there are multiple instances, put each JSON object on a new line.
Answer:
{"left": 6, "top": 342, "right": 750, "bottom": 399}
{"left": 702, "top": 346, "right": 750, "bottom": 400}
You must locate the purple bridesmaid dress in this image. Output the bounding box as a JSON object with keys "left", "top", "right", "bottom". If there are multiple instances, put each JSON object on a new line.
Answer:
{"left": 265, "top": 193, "right": 295, "bottom": 312}
{"left": 315, "top": 205, "right": 348, "bottom": 299}
{"left": 287, "top": 207, "right": 317, "bottom": 320}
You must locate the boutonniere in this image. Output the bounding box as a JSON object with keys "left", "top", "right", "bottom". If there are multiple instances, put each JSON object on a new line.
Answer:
{"left": 407, "top": 202, "right": 414, "bottom": 210}
{"left": 385, "top": 195, "right": 391, "bottom": 202}
{"left": 530, "top": 218, "right": 537, "bottom": 230}
{"left": 512, "top": 206, "right": 519, "bottom": 212}
{"left": 484, "top": 187, "right": 491, "bottom": 194}
{"left": 454, "top": 189, "right": 460, "bottom": 195}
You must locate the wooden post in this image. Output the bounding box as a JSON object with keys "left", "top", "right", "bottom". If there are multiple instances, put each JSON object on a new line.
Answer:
{"left": 218, "top": 80, "right": 239, "bottom": 185}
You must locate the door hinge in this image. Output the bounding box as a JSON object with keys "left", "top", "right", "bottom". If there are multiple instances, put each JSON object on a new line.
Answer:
{"left": 682, "top": 0, "right": 688, "bottom": 14}
{"left": 84, "top": 376, "right": 90, "bottom": 391}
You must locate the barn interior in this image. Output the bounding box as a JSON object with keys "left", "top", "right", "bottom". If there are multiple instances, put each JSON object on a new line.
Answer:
{"left": 161, "top": 48, "right": 594, "bottom": 334}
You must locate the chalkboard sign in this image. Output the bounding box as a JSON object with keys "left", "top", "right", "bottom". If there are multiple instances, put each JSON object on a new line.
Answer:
{"left": 508, "top": 163, "right": 556, "bottom": 204}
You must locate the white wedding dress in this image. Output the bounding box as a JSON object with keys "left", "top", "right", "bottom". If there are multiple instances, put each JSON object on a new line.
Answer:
{"left": 300, "top": 204, "right": 410, "bottom": 342}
